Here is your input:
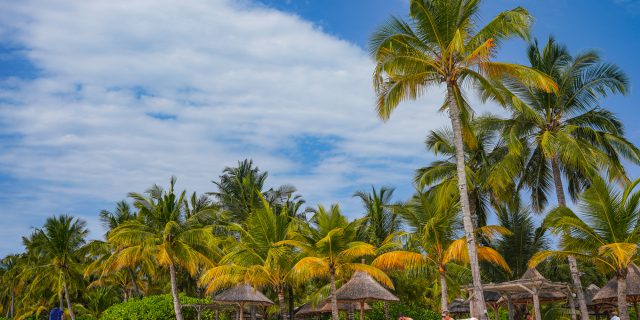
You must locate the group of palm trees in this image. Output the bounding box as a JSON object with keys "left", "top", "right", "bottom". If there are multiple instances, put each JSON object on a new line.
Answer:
{"left": 1, "top": 0, "right": 639, "bottom": 320}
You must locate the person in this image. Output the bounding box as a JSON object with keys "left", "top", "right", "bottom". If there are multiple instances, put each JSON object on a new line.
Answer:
{"left": 398, "top": 313, "right": 413, "bottom": 320}
{"left": 442, "top": 311, "right": 454, "bottom": 320}
{"left": 49, "top": 307, "right": 62, "bottom": 320}
{"left": 610, "top": 311, "right": 621, "bottom": 320}
{"left": 525, "top": 313, "right": 533, "bottom": 320}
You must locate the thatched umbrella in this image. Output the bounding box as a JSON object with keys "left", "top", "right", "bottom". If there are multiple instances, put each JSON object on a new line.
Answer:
{"left": 483, "top": 292, "right": 503, "bottom": 320}
{"left": 214, "top": 284, "right": 274, "bottom": 320}
{"left": 335, "top": 271, "right": 399, "bottom": 320}
{"left": 593, "top": 264, "right": 640, "bottom": 319}
{"left": 448, "top": 298, "right": 470, "bottom": 316}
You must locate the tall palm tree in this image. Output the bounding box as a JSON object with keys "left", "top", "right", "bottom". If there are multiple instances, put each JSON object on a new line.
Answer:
{"left": 108, "top": 177, "right": 219, "bottom": 320}
{"left": 0, "top": 254, "right": 22, "bottom": 319}
{"left": 353, "top": 186, "right": 402, "bottom": 247}
{"left": 200, "top": 194, "right": 298, "bottom": 320}
{"left": 489, "top": 37, "right": 638, "bottom": 319}
{"left": 86, "top": 200, "right": 144, "bottom": 299}
{"left": 210, "top": 159, "right": 268, "bottom": 222}
{"left": 493, "top": 203, "right": 547, "bottom": 280}
{"left": 285, "top": 205, "right": 392, "bottom": 320}
{"left": 373, "top": 189, "right": 510, "bottom": 313}
{"left": 415, "top": 118, "right": 513, "bottom": 227}
{"left": 529, "top": 175, "right": 640, "bottom": 320}
{"left": 22, "top": 215, "right": 89, "bottom": 320}
{"left": 369, "top": 2, "right": 555, "bottom": 316}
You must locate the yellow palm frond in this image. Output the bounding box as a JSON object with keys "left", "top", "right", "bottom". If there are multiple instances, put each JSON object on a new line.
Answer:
{"left": 479, "top": 62, "right": 558, "bottom": 93}
{"left": 339, "top": 242, "right": 376, "bottom": 261}
{"left": 372, "top": 251, "right": 426, "bottom": 271}
{"left": 443, "top": 240, "right": 510, "bottom": 272}
{"left": 476, "top": 225, "right": 512, "bottom": 241}
{"left": 477, "top": 247, "right": 511, "bottom": 272}
{"left": 598, "top": 243, "right": 638, "bottom": 270}
{"left": 290, "top": 257, "right": 330, "bottom": 283}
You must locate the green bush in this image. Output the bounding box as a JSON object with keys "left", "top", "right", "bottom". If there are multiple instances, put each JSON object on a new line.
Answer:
{"left": 366, "top": 302, "right": 439, "bottom": 320}
{"left": 101, "top": 294, "right": 217, "bottom": 320}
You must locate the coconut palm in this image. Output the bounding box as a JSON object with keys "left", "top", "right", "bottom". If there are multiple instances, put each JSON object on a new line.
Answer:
{"left": 529, "top": 175, "right": 640, "bottom": 320}
{"left": 372, "top": 189, "right": 510, "bottom": 313}
{"left": 493, "top": 203, "right": 548, "bottom": 281}
{"left": 487, "top": 37, "right": 638, "bottom": 319}
{"left": 285, "top": 204, "right": 392, "bottom": 320}
{"left": 353, "top": 186, "right": 402, "bottom": 247}
{"left": 85, "top": 200, "right": 144, "bottom": 299}
{"left": 21, "top": 215, "right": 89, "bottom": 320}
{"left": 210, "top": 159, "right": 268, "bottom": 222}
{"left": 415, "top": 118, "right": 513, "bottom": 228}
{"left": 0, "top": 254, "right": 22, "bottom": 319}
{"left": 108, "top": 177, "right": 219, "bottom": 320}
{"left": 200, "top": 194, "right": 298, "bottom": 320}
{"left": 369, "top": 1, "right": 556, "bottom": 316}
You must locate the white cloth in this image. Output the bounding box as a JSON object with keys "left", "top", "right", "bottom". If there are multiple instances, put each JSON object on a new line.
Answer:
{"left": 611, "top": 316, "right": 621, "bottom": 320}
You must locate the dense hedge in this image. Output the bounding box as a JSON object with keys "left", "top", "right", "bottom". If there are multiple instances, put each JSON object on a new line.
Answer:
{"left": 367, "top": 302, "right": 440, "bottom": 320}
{"left": 101, "top": 294, "right": 216, "bottom": 320}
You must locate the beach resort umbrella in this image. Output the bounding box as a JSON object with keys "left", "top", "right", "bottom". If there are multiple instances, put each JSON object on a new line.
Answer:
{"left": 214, "top": 284, "right": 274, "bottom": 320}
{"left": 448, "top": 298, "right": 470, "bottom": 316}
{"left": 593, "top": 264, "right": 640, "bottom": 319}
{"left": 335, "top": 271, "right": 399, "bottom": 320}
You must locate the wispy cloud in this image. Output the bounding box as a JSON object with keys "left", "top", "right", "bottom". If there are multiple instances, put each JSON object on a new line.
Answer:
{"left": 0, "top": 0, "right": 492, "bottom": 254}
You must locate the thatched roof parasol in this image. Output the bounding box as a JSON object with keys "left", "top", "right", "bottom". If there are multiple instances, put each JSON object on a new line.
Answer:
{"left": 214, "top": 284, "right": 274, "bottom": 320}
{"left": 214, "top": 284, "right": 274, "bottom": 306}
{"left": 593, "top": 264, "right": 640, "bottom": 304}
{"left": 335, "top": 271, "right": 399, "bottom": 320}
{"left": 448, "top": 298, "right": 470, "bottom": 315}
{"left": 335, "top": 271, "right": 399, "bottom": 302}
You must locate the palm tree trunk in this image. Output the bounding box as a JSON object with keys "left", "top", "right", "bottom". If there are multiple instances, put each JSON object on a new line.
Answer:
{"left": 288, "top": 286, "right": 295, "bottom": 320}
{"left": 618, "top": 273, "right": 630, "bottom": 320}
{"left": 10, "top": 291, "right": 14, "bottom": 318}
{"left": 551, "top": 156, "right": 589, "bottom": 320}
{"left": 59, "top": 288, "right": 65, "bottom": 316}
{"left": 129, "top": 268, "right": 140, "bottom": 297}
{"left": 169, "top": 263, "right": 185, "bottom": 320}
{"left": 439, "top": 270, "right": 449, "bottom": 313}
{"left": 447, "top": 82, "right": 488, "bottom": 320}
{"left": 62, "top": 277, "right": 76, "bottom": 320}
{"left": 330, "top": 265, "right": 339, "bottom": 320}
{"left": 278, "top": 288, "right": 288, "bottom": 320}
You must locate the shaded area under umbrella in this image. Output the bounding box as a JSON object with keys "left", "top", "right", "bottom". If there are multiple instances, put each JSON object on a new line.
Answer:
{"left": 214, "top": 284, "right": 274, "bottom": 320}
{"left": 335, "top": 271, "right": 399, "bottom": 320}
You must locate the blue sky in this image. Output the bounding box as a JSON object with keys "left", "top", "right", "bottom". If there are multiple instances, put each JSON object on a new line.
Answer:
{"left": 0, "top": 0, "right": 638, "bottom": 255}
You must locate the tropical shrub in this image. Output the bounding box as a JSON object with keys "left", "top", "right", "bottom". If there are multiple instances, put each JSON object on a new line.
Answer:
{"left": 366, "top": 302, "right": 439, "bottom": 320}
{"left": 101, "top": 294, "right": 216, "bottom": 320}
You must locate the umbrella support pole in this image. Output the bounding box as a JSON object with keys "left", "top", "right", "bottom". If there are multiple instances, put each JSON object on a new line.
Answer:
{"left": 360, "top": 301, "right": 365, "bottom": 320}
{"left": 532, "top": 290, "right": 542, "bottom": 320}
{"left": 239, "top": 303, "right": 244, "bottom": 320}
{"left": 507, "top": 295, "right": 514, "bottom": 320}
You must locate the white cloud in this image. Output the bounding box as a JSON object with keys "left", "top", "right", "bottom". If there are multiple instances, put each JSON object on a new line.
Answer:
{"left": 0, "top": 0, "right": 492, "bottom": 254}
